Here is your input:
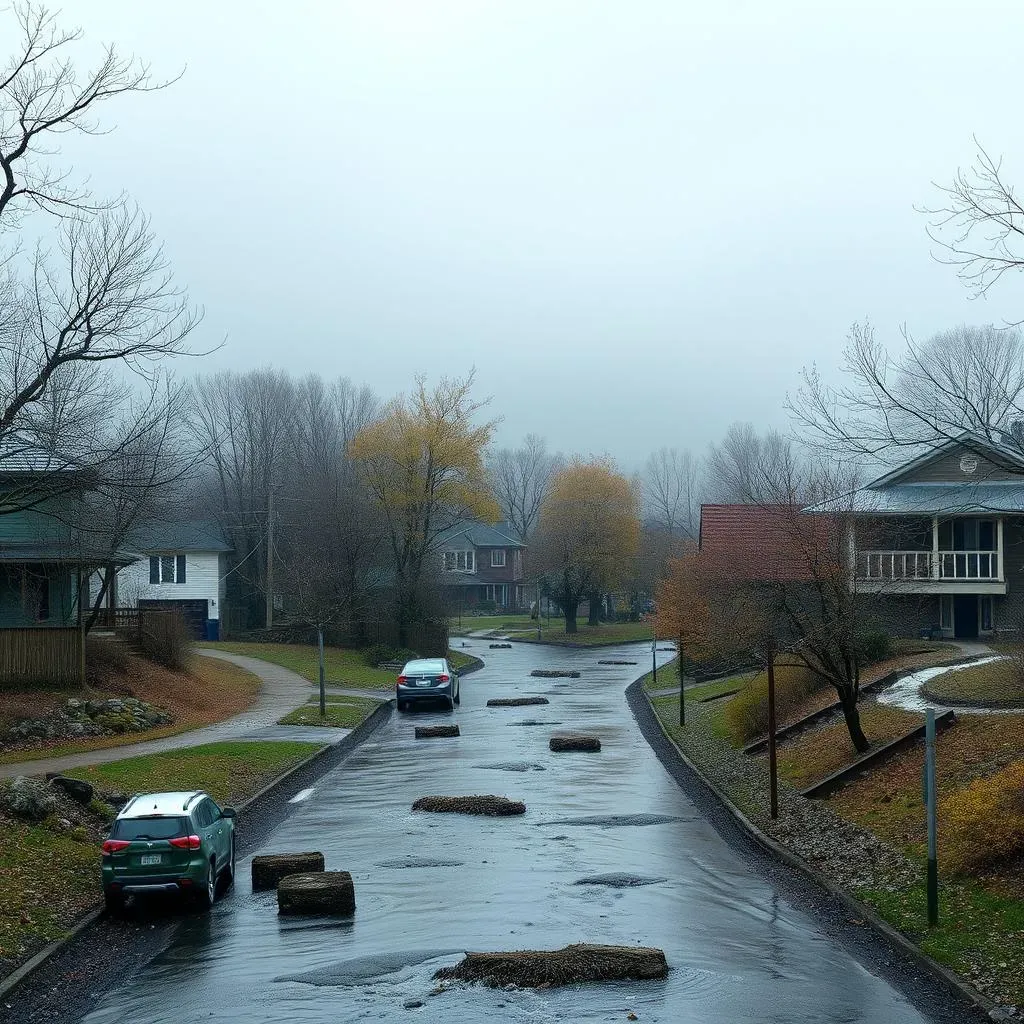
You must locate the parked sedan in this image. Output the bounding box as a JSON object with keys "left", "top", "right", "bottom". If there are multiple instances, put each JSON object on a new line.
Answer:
{"left": 101, "top": 790, "right": 237, "bottom": 914}
{"left": 396, "top": 657, "right": 460, "bottom": 711}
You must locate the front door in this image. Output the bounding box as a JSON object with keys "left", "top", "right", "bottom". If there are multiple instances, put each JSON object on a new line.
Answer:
{"left": 953, "top": 595, "right": 979, "bottom": 639}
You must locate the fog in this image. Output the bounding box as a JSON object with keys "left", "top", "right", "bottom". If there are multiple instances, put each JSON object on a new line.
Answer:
{"left": 58, "top": 0, "right": 1024, "bottom": 466}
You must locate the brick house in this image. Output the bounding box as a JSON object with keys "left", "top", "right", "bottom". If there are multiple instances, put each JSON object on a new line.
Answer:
{"left": 437, "top": 522, "right": 526, "bottom": 612}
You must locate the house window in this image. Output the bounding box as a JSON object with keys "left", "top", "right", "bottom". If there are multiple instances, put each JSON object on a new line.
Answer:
{"left": 980, "top": 597, "right": 994, "bottom": 632}
{"left": 444, "top": 550, "right": 475, "bottom": 572}
{"left": 150, "top": 555, "right": 187, "bottom": 584}
{"left": 491, "top": 549, "right": 506, "bottom": 567}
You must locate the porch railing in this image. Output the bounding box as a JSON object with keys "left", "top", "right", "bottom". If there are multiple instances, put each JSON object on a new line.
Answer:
{"left": 858, "top": 550, "right": 1000, "bottom": 581}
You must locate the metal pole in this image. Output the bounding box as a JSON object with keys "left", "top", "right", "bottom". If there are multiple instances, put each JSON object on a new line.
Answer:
{"left": 536, "top": 582, "right": 542, "bottom": 640}
{"left": 652, "top": 635, "right": 657, "bottom": 686}
{"left": 767, "top": 644, "right": 778, "bottom": 819}
{"left": 925, "top": 708, "right": 939, "bottom": 926}
{"left": 265, "top": 487, "right": 274, "bottom": 629}
{"left": 318, "top": 625, "right": 326, "bottom": 717}
{"left": 678, "top": 632, "right": 685, "bottom": 727}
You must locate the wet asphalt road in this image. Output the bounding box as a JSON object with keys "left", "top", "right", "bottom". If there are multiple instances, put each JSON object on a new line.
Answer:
{"left": 32, "top": 641, "right": 977, "bottom": 1023}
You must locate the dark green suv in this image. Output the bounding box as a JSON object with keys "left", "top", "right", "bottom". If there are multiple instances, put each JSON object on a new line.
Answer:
{"left": 101, "top": 790, "right": 237, "bottom": 914}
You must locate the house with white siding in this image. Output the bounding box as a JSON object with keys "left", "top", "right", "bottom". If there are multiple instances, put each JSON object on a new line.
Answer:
{"left": 115, "top": 521, "right": 231, "bottom": 639}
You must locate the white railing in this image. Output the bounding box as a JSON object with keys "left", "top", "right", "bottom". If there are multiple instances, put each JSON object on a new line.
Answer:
{"left": 859, "top": 550, "right": 1000, "bottom": 581}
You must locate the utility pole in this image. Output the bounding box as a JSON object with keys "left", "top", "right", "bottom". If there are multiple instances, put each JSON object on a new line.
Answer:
{"left": 318, "top": 625, "right": 327, "bottom": 717}
{"left": 651, "top": 634, "right": 657, "bottom": 686}
{"left": 766, "top": 640, "right": 778, "bottom": 820}
{"left": 265, "top": 487, "right": 274, "bottom": 629}
{"left": 925, "top": 708, "right": 939, "bottom": 926}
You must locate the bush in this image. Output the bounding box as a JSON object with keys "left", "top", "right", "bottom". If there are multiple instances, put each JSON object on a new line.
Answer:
{"left": 942, "top": 759, "right": 1024, "bottom": 874}
{"left": 361, "top": 643, "right": 418, "bottom": 668}
{"left": 137, "top": 610, "right": 192, "bottom": 671}
{"left": 855, "top": 630, "right": 891, "bottom": 665}
{"left": 724, "top": 658, "right": 828, "bottom": 744}
{"left": 476, "top": 600, "right": 497, "bottom": 614}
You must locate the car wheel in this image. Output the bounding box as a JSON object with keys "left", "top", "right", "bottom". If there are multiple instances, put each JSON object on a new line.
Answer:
{"left": 454, "top": 684, "right": 461, "bottom": 705}
{"left": 197, "top": 859, "right": 217, "bottom": 911}
{"left": 448, "top": 696, "right": 456, "bottom": 712}
{"left": 397, "top": 700, "right": 407, "bottom": 712}
{"left": 218, "top": 837, "right": 236, "bottom": 895}
{"left": 104, "top": 890, "right": 125, "bottom": 917}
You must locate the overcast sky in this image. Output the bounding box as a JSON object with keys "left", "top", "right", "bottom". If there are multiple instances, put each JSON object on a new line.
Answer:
{"left": 52, "top": 1, "right": 1024, "bottom": 468}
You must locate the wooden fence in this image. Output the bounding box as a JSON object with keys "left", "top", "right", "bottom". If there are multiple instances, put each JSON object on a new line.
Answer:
{"left": 0, "top": 627, "right": 83, "bottom": 688}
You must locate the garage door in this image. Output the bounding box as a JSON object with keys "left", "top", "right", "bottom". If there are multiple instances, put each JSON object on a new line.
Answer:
{"left": 139, "top": 599, "right": 209, "bottom": 640}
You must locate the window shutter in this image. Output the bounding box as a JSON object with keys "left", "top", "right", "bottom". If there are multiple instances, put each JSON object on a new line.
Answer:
{"left": 176, "top": 555, "right": 186, "bottom": 584}
{"left": 150, "top": 556, "right": 159, "bottom": 584}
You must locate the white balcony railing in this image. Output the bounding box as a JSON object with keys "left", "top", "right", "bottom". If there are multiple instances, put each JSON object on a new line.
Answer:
{"left": 859, "top": 550, "right": 999, "bottom": 581}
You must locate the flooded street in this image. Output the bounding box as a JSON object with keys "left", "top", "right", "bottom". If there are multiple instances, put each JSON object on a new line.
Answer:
{"left": 79, "top": 641, "right": 950, "bottom": 1023}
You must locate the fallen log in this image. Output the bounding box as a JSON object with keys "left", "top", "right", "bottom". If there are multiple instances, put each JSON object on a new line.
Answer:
{"left": 530, "top": 669, "right": 580, "bottom": 678}
{"left": 412, "top": 794, "right": 526, "bottom": 816}
{"left": 251, "top": 851, "right": 325, "bottom": 891}
{"left": 277, "top": 871, "right": 355, "bottom": 915}
{"left": 434, "top": 943, "right": 667, "bottom": 988}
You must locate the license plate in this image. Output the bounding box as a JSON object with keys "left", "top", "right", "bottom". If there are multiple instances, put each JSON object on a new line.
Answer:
{"left": 415, "top": 680, "right": 431, "bottom": 687}
{"left": 140, "top": 854, "right": 162, "bottom": 865}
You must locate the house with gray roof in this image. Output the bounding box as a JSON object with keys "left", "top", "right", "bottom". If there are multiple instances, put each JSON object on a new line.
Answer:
{"left": 436, "top": 521, "right": 526, "bottom": 612}
{"left": 805, "top": 430, "right": 1024, "bottom": 639}
{"left": 113, "top": 520, "right": 231, "bottom": 639}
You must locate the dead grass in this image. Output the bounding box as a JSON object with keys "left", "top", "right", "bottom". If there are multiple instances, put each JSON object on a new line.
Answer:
{"left": 487, "top": 697, "right": 549, "bottom": 707}
{"left": 412, "top": 795, "right": 525, "bottom": 815}
{"left": 923, "top": 656, "right": 1024, "bottom": 705}
{"left": 415, "top": 725, "right": 460, "bottom": 738}
{"left": 434, "top": 943, "right": 668, "bottom": 988}
{"left": 0, "top": 652, "right": 261, "bottom": 764}
{"left": 773, "top": 703, "right": 923, "bottom": 790}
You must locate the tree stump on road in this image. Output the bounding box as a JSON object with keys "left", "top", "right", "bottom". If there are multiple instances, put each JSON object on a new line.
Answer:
{"left": 549, "top": 734, "right": 601, "bottom": 752}
{"left": 251, "top": 851, "right": 325, "bottom": 891}
{"left": 277, "top": 871, "right": 355, "bottom": 915}
{"left": 530, "top": 669, "right": 580, "bottom": 678}
{"left": 415, "top": 724, "right": 460, "bottom": 738}
{"left": 434, "top": 943, "right": 667, "bottom": 987}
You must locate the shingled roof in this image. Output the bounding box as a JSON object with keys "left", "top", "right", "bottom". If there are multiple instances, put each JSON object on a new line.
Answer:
{"left": 698, "top": 504, "right": 837, "bottom": 582}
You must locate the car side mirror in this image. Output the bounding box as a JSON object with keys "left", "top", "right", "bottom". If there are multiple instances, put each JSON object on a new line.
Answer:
{"left": 221, "top": 807, "right": 237, "bottom": 819}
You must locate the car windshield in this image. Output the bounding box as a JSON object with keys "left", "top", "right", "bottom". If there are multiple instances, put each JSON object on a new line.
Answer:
{"left": 110, "top": 816, "right": 188, "bottom": 841}
{"left": 404, "top": 660, "right": 445, "bottom": 675}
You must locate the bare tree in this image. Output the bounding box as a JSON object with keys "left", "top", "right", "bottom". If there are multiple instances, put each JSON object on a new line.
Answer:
{"left": 487, "top": 434, "right": 562, "bottom": 543}
{"left": 705, "top": 423, "right": 804, "bottom": 504}
{"left": 642, "top": 446, "right": 701, "bottom": 539}
{"left": 790, "top": 321, "right": 1024, "bottom": 468}
{"left": 922, "top": 140, "right": 1024, "bottom": 302}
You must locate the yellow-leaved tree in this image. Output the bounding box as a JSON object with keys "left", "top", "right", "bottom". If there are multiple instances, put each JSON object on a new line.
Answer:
{"left": 533, "top": 458, "right": 640, "bottom": 633}
{"left": 350, "top": 374, "right": 499, "bottom": 644}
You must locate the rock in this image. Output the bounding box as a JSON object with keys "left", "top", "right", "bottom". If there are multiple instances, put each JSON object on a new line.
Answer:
{"left": 403, "top": 999, "right": 424, "bottom": 1009}
{"left": 277, "top": 871, "right": 355, "bottom": 916}
{"left": 50, "top": 776, "right": 94, "bottom": 805}
{"left": 549, "top": 734, "right": 601, "bottom": 752}
{"left": 104, "top": 792, "right": 129, "bottom": 809}
{"left": 434, "top": 943, "right": 668, "bottom": 988}
{"left": 414, "top": 725, "right": 460, "bottom": 739}
{"left": 2, "top": 776, "right": 58, "bottom": 822}
{"left": 252, "top": 851, "right": 326, "bottom": 891}
{"left": 412, "top": 795, "right": 526, "bottom": 816}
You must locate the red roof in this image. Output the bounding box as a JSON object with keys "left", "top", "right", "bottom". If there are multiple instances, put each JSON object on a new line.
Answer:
{"left": 698, "top": 504, "right": 837, "bottom": 582}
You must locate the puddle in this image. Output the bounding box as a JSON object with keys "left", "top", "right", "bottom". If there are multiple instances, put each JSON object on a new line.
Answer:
{"left": 474, "top": 762, "right": 547, "bottom": 772}
{"left": 375, "top": 858, "right": 465, "bottom": 869}
{"left": 539, "top": 814, "right": 683, "bottom": 828}
{"left": 507, "top": 720, "right": 563, "bottom": 727}
{"left": 277, "top": 949, "right": 463, "bottom": 987}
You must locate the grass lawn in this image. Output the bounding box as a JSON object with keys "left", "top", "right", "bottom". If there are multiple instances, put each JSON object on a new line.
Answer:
{"left": 0, "top": 653, "right": 261, "bottom": 766}
{"left": 449, "top": 614, "right": 535, "bottom": 635}
{"left": 923, "top": 654, "right": 1024, "bottom": 705}
{"left": 204, "top": 642, "right": 396, "bottom": 689}
{"left": 517, "top": 620, "right": 659, "bottom": 646}
{"left": 66, "top": 739, "right": 324, "bottom": 806}
{"left": 447, "top": 650, "right": 478, "bottom": 672}
{"left": 772, "top": 703, "right": 923, "bottom": 790}
{"left": 279, "top": 697, "right": 380, "bottom": 729}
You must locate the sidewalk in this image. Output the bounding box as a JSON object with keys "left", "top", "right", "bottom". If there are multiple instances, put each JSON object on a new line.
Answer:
{"left": 0, "top": 649, "right": 333, "bottom": 780}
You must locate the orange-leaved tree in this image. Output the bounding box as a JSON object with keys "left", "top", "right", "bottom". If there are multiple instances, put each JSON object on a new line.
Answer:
{"left": 533, "top": 458, "right": 640, "bottom": 633}
{"left": 350, "top": 374, "right": 499, "bottom": 644}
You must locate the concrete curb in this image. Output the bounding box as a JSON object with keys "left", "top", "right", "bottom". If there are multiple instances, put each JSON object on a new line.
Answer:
{"left": 627, "top": 679, "right": 998, "bottom": 1021}
{"left": 0, "top": 699, "right": 395, "bottom": 1002}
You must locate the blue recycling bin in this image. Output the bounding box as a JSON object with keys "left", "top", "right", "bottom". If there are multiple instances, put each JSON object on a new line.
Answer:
{"left": 205, "top": 619, "right": 220, "bottom": 641}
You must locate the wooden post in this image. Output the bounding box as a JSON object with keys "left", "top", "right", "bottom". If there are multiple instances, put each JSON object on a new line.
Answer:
{"left": 767, "top": 642, "right": 778, "bottom": 820}
{"left": 76, "top": 568, "right": 86, "bottom": 687}
{"left": 318, "top": 625, "right": 326, "bottom": 717}
{"left": 925, "top": 708, "right": 938, "bottom": 926}
{"left": 266, "top": 487, "right": 275, "bottom": 629}
{"left": 678, "top": 632, "right": 685, "bottom": 727}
